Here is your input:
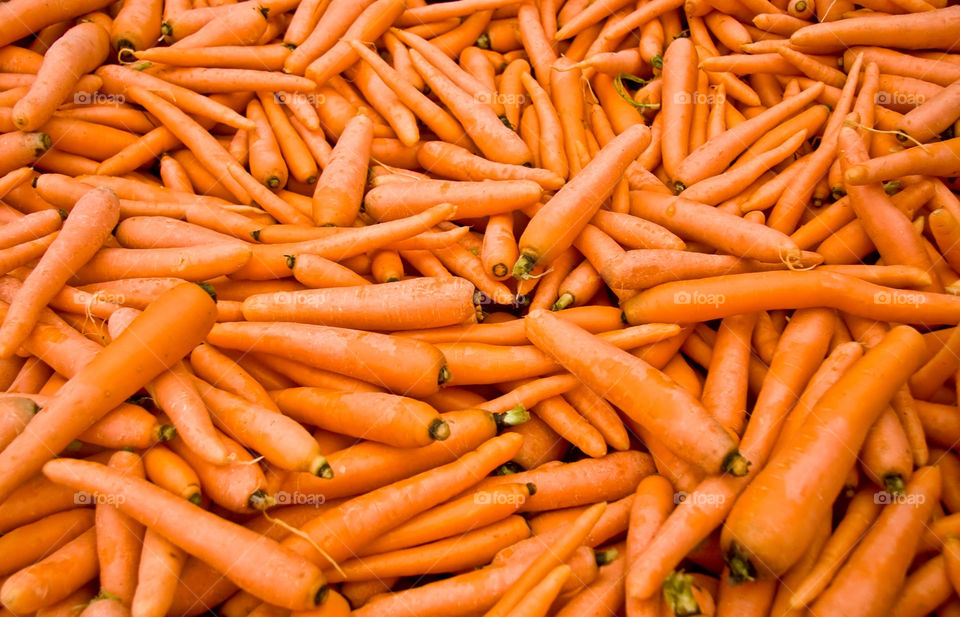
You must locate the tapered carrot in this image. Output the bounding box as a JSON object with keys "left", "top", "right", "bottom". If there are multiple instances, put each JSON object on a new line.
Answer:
{"left": 418, "top": 141, "right": 564, "bottom": 190}
{"left": 513, "top": 124, "right": 649, "bottom": 277}
{"left": 134, "top": 44, "right": 291, "bottom": 70}
{"left": 12, "top": 23, "right": 110, "bottom": 131}
{"left": 0, "top": 508, "right": 94, "bottom": 579}
{"left": 366, "top": 180, "right": 541, "bottom": 223}
{"left": 525, "top": 309, "right": 745, "bottom": 475}
{"left": 257, "top": 92, "right": 318, "bottom": 185}
{"left": 143, "top": 445, "right": 201, "bottom": 504}
{"left": 283, "top": 0, "right": 375, "bottom": 75}
{"left": 68, "top": 244, "right": 252, "bottom": 285}
{"left": 44, "top": 457, "right": 326, "bottom": 610}
{"left": 110, "top": 0, "right": 162, "bottom": 50}
{"left": 701, "top": 313, "right": 758, "bottom": 436}
{"left": 659, "top": 37, "right": 698, "bottom": 181}
{"left": 0, "top": 527, "right": 98, "bottom": 613}
{"left": 846, "top": 137, "right": 960, "bottom": 185}
{"left": 172, "top": 4, "right": 267, "bottom": 48}
{"left": 190, "top": 343, "right": 277, "bottom": 412}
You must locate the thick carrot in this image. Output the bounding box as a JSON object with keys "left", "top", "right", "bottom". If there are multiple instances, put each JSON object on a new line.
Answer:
{"left": 0, "top": 509, "right": 94, "bottom": 578}
{"left": 525, "top": 309, "right": 744, "bottom": 474}
{"left": 365, "top": 179, "right": 541, "bottom": 222}
{"left": 701, "top": 313, "right": 758, "bottom": 436}
{"left": 43, "top": 458, "right": 327, "bottom": 611}
{"left": 247, "top": 98, "right": 288, "bottom": 189}
{"left": 789, "top": 5, "right": 960, "bottom": 52}
{"left": 722, "top": 326, "right": 925, "bottom": 581}
{"left": 312, "top": 114, "right": 372, "bottom": 227}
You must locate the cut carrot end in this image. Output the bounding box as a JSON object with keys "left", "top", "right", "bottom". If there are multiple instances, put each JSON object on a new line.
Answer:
{"left": 525, "top": 482, "right": 537, "bottom": 496}
{"left": 314, "top": 585, "right": 329, "bottom": 607}
{"left": 196, "top": 282, "right": 218, "bottom": 302}
{"left": 438, "top": 365, "right": 451, "bottom": 386}
{"left": 512, "top": 254, "right": 538, "bottom": 280}
{"left": 723, "top": 452, "right": 751, "bottom": 477}
{"left": 495, "top": 405, "right": 530, "bottom": 429}
{"left": 724, "top": 543, "right": 756, "bottom": 585}
{"left": 595, "top": 547, "right": 619, "bottom": 566}
{"left": 493, "top": 461, "right": 525, "bottom": 476}
{"left": 883, "top": 474, "right": 906, "bottom": 496}
{"left": 187, "top": 491, "right": 203, "bottom": 506}
{"left": 248, "top": 489, "right": 276, "bottom": 511}
{"left": 156, "top": 424, "right": 177, "bottom": 442}
{"left": 429, "top": 419, "right": 451, "bottom": 441}
{"left": 662, "top": 571, "right": 701, "bottom": 617}
{"left": 491, "top": 263, "right": 508, "bottom": 279}
{"left": 310, "top": 456, "right": 333, "bottom": 479}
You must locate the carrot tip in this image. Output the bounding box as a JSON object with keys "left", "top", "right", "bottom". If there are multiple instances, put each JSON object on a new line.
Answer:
{"left": 248, "top": 489, "right": 276, "bottom": 511}
{"left": 428, "top": 419, "right": 451, "bottom": 441}
{"left": 673, "top": 181, "right": 686, "bottom": 195}
{"left": 187, "top": 491, "right": 202, "bottom": 506}
{"left": 250, "top": 230, "right": 261, "bottom": 242}
{"left": 284, "top": 255, "right": 296, "bottom": 269}
{"left": 438, "top": 365, "right": 451, "bottom": 386}
{"left": 314, "top": 585, "right": 329, "bottom": 606}
{"left": 723, "top": 543, "right": 756, "bottom": 585}
{"left": 525, "top": 482, "right": 537, "bottom": 496}
{"left": 494, "top": 405, "right": 530, "bottom": 429}
{"left": 156, "top": 424, "right": 177, "bottom": 442}
{"left": 662, "top": 571, "right": 701, "bottom": 617}
{"left": 722, "top": 452, "right": 751, "bottom": 477}
{"left": 491, "top": 263, "right": 508, "bottom": 279}
{"left": 196, "top": 282, "right": 218, "bottom": 302}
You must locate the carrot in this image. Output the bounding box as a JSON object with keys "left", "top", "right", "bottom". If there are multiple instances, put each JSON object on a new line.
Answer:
{"left": 790, "top": 5, "right": 960, "bottom": 52}
{"left": 303, "top": 0, "right": 406, "bottom": 87}
{"left": 622, "top": 269, "right": 960, "bottom": 325}
{"left": 12, "top": 23, "right": 110, "bottom": 131}
{"left": 311, "top": 114, "right": 372, "bottom": 227}
{"left": 366, "top": 180, "right": 541, "bottom": 222}
{"left": 0, "top": 509, "right": 94, "bottom": 578}
{"left": 283, "top": 0, "right": 376, "bottom": 75}
{"left": 701, "top": 313, "right": 758, "bottom": 436}
{"left": 190, "top": 343, "right": 277, "bottom": 412}
{"left": 846, "top": 137, "right": 960, "bottom": 185}
{"left": 272, "top": 388, "right": 447, "bottom": 448}
{"left": 0, "top": 396, "right": 36, "bottom": 451}
{"left": 408, "top": 49, "right": 529, "bottom": 165}
{"left": 513, "top": 124, "right": 649, "bottom": 277}
{"left": 131, "top": 528, "right": 187, "bottom": 617}
{"left": 525, "top": 309, "right": 745, "bottom": 475}
{"left": 68, "top": 244, "right": 252, "bottom": 285}
{"left": 418, "top": 141, "right": 564, "bottom": 190}
{"left": 247, "top": 98, "right": 288, "bottom": 189}
{"left": 172, "top": 4, "right": 267, "bottom": 48}
{"left": 95, "top": 451, "right": 145, "bottom": 606}
{"left": 0, "top": 527, "right": 98, "bottom": 613}
{"left": 810, "top": 466, "right": 941, "bottom": 616}
{"left": 282, "top": 432, "right": 523, "bottom": 569}
{"left": 143, "top": 445, "right": 201, "bottom": 504}
{"left": 43, "top": 458, "right": 327, "bottom": 611}
{"left": 328, "top": 517, "right": 531, "bottom": 582}
{"left": 207, "top": 321, "right": 447, "bottom": 398}
{"left": 722, "top": 326, "right": 925, "bottom": 581}
{"left": 629, "top": 191, "right": 801, "bottom": 263}
{"left": 0, "top": 187, "right": 118, "bottom": 358}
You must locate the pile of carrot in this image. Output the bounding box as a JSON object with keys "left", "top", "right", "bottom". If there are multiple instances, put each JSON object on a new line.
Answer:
{"left": 0, "top": 0, "right": 959, "bottom": 615}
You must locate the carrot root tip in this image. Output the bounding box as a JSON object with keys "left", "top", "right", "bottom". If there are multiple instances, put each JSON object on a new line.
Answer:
{"left": 428, "top": 419, "right": 451, "bottom": 441}
{"left": 495, "top": 405, "right": 530, "bottom": 429}
{"left": 723, "top": 543, "right": 756, "bottom": 585}
{"left": 493, "top": 461, "right": 525, "bottom": 476}
{"left": 662, "top": 571, "right": 701, "bottom": 617}
{"left": 722, "top": 452, "right": 751, "bottom": 477}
